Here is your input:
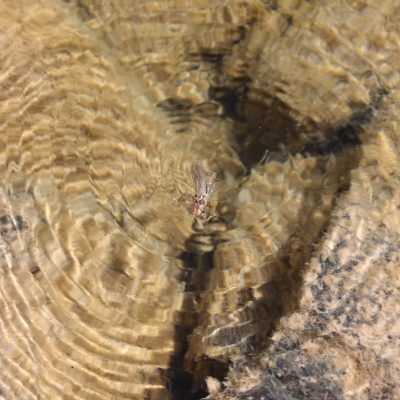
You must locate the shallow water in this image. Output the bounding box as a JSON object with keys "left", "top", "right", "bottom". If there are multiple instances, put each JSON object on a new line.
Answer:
{"left": 0, "top": 1, "right": 394, "bottom": 399}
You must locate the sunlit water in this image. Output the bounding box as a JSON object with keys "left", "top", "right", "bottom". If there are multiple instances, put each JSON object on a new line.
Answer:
{"left": 0, "top": 1, "right": 395, "bottom": 399}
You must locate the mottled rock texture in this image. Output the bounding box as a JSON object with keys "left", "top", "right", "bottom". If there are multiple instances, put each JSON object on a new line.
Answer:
{"left": 0, "top": 0, "right": 399, "bottom": 399}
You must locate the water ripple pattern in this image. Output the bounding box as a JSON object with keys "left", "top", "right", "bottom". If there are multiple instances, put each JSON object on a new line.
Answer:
{"left": 0, "top": 1, "right": 400, "bottom": 400}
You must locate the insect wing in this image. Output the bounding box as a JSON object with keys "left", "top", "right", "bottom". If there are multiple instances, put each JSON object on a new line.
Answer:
{"left": 205, "top": 172, "right": 216, "bottom": 200}
{"left": 191, "top": 162, "right": 207, "bottom": 200}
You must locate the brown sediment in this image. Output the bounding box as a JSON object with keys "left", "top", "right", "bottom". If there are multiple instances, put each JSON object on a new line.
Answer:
{"left": 0, "top": 1, "right": 399, "bottom": 399}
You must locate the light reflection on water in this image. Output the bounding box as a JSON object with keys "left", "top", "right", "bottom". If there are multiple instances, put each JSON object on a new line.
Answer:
{"left": 0, "top": 0, "right": 390, "bottom": 399}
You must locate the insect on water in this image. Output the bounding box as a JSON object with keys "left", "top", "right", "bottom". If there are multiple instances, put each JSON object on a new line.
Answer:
{"left": 191, "top": 162, "right": 216, "bottom": 219}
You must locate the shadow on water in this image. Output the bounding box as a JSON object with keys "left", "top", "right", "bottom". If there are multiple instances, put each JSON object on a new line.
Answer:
{"left": 163, "top": 48, "right": 387, "bottom": 397}
{"left": 168, "top": 235, "right": 229, "bottom": 400}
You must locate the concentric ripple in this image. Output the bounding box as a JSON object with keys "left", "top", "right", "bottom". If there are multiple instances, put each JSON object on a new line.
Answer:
{"left": 1, "top": 1, "right": 400, "bottom": 399}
